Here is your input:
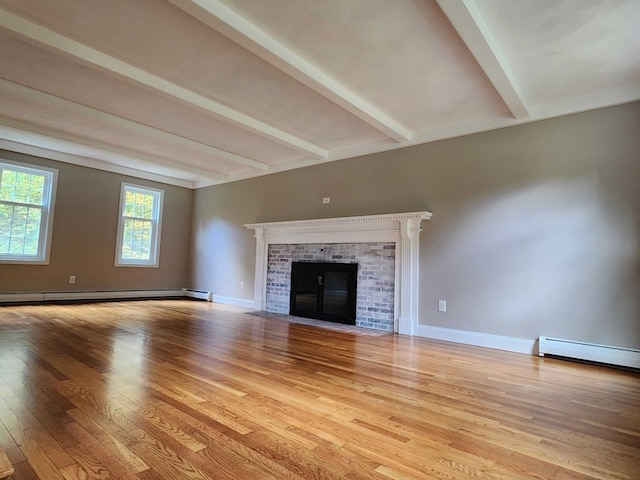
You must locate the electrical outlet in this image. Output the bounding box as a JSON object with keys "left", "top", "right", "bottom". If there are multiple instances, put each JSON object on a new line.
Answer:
{"left": 438, "top": 300, "right": 446, "bottom": 312}
{"left": 69, "top": 275, "right": 76, "bottom": 284}
{"left": 240, "top": 281, "right": 245, "bottom": 289}
{"left": 322, "top": 197, "right": 330, "bottom": 204}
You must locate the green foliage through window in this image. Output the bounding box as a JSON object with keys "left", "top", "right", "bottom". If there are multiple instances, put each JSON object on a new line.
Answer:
{"left": 117, "top": 184, "right": 163, "bottom": 266}
{"left": 0, "top": 161, "right": 55, "bottom": 262}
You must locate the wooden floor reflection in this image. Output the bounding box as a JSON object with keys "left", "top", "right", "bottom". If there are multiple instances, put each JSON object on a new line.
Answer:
{"left": 0, "top": 300, "right": 638, "bottom": 479}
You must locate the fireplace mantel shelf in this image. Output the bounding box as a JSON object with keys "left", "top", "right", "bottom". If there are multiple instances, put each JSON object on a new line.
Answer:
{"left": 245, "top": 212, "right": 431, "bottom": 230}
{"left": 245, "top": 211, "right": 432, "bottom": 232}
{"left": 245, "top": 211, "right": 432, "bottom": 336}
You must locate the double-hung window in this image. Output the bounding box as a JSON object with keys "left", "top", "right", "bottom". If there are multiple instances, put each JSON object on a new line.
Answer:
{"left": 115, "top": 183, "right": 163, "bottom": 267}
{"left": 0, "top": 159, "right": 57, "bottom": 264}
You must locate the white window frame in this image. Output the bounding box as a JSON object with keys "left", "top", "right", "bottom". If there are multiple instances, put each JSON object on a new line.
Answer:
{"left": 115, "top": 182, "right": 164, "bottom": 267}
{"left": 0, "top": 159, "right": 58, "bottom": 265}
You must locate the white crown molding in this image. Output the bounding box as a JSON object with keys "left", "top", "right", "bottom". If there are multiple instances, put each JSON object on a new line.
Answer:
{"left": 168, "top": 0, "right": 412, "bottom": 143}
{"left": 0, "top": 7, "right": 328, "bottom": 160}
{"left": 1, "top": 4, "right": 635, "bottom": 190}
{"left": 0, "top": 119, "right": 226, "bottom": 183}
{"left": 245, "top": 211, "right": 432, "bottom": 335}
{"left": 0, "top": 79, "right": 268, "bottom": 172}
{"left": 0, "top": 138, "right": 198, "bottom": 188}
{"left": 531, "top": 85, "right": 640, "bottom": 120}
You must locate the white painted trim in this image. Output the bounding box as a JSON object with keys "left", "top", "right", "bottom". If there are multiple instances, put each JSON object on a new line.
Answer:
{"left": 0, "top": 80, "right": 268, "bottom": 171}
{"left": 0, "top": 7, "right": 327, "bottom": 160}
{"left": 211, "top": 294, "right": 256, "bottom": 309}
{"left": 0, "top": 118, "right": 226, "bottom": 182}
{"left": 115, "top": 183, "right": 164, "bottom": 267}
{"left": 184, "top": 289, "right": 211, "bottom": 300}
{"left": 44, "top": 290, "right": 184, "bottom": 301}
{"left": 0, "top": 289, "right": 249, "bottom": 304}
{"left": 539, "top": 336, "right": 640, "bottom": 369}
{"left": 251, "top": 227, "right": 267, "bottom": 311}
{"left": 0, "top": 293, "right": 45, "bottom": 303}
{"left": 0, "top": 157, "right": 58, "bottom": 265}
{"left": 183, "top": 289, "right": 254, "bottom": 307}
{"left": 245, "top": 212, "right": 431, "bottom": 334}
{"left": 245, "top": 211, "right": 432, "bottom": 231}
{"left": 0, "top": 139, "right": 198, "bottom": 188}
{"left": 436, "top": 0, "right": 529, "bottom": 119}
{"left": 416, "top": 324, "right": 536, "bottom": 355}
{"left": 0, "top": 289, "right": 187, "bottom": 303}
{"left": 0, "top": 5, "right": 636, "bottom": 190}
{"left": 397, "top": 217, "right": 423, "bottom": 335}
{"left": 168, "top": 0, "right": 411, "bottom": 143}
{"left": 207, "top": 94, "right": 640, "bottom": 187}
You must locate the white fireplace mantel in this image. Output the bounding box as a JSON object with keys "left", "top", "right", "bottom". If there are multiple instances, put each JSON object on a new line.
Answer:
{"left": 245, "top": 211, "right": 432, "bottom": 335}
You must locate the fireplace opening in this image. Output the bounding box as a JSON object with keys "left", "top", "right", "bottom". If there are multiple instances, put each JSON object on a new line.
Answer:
{"left": 289, "top": 262, "right": 358, "bottom": 325}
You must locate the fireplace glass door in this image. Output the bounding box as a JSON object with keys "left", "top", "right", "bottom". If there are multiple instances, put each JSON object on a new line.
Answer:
{"left": 290, "top": 262, "right": 357, "bottom": 324}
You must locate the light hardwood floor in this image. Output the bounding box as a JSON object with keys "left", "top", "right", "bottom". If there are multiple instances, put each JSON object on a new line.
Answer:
{"left": 0, "top": 300, "right": 638, "bottom": 479}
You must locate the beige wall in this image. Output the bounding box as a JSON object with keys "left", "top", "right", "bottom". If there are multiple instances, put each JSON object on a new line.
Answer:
{"left": 0, "top": 151, "right": 192, "bottom": 291}
{"left": 191, "top": 102, "right": 640, "bottom": 349}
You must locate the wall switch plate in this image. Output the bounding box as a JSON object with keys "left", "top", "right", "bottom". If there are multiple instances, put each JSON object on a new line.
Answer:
{"left": 240, "top": 281, "right": 245, "bottom": 289}
{"left": 322, "top": 197, "right": 330, "bottom": 204}
{"left": 69, "top": 275, "right": 76, "bottom": 284}
{"left": 438, "top": 300, "right": 446, "bottom": 312}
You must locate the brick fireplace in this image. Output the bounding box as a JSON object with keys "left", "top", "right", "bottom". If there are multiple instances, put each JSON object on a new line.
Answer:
{"left": 267, "top": 242, "right": 396, "bottom": 330}
{"left": 245, "top": 212, "right": 431, "bottom": 334}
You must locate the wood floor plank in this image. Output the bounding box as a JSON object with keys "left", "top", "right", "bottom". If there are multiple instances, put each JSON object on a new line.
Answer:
{"left": 0, "top": 300, "right": 638, "bottom": 479}
{"left": 65, "top": 409, "right": 150, "bottom": 474}
{"left": 63, "top": 421, "right": 142, "bottom": 480}
{"left": 0, "top": 400, "right": 76, "bottom": 472}
{"left": 150, "top": 398, "right": 306, "bottom": 480}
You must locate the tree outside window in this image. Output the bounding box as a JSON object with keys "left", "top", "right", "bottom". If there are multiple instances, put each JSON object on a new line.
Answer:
{"left": 0, "top": 160, "right": 57, "bottom": 264}
{"left": 115, "top": 183, "right": 163, "bottom": 267}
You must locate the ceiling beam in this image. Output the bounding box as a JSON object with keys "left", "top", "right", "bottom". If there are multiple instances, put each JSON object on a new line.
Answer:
{"left": 0, "top": 8, "right": 329, "bottom": 159}
{"left": 0, "top": 117, "right": 227, "bottom": 182}
{"left": 0, "top": 139, "right": 200, "bottom": 188}
{"left": 167, "top": 0, "right": 412, "bottom": 143}
{"left": 436, "top": 0, "right": 529, "bottom": 119}
{"left": 0, "top": 79, "right": 269, "bottom": 171}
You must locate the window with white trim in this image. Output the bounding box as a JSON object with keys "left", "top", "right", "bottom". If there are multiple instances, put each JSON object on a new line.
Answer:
{"left": 115, "top": 183, "right": 163, "bottom": 267}
{"left": 0, "top": 159, "right": 57, "bottom": 264}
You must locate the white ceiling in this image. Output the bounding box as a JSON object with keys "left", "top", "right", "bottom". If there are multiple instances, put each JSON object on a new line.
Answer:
{"left": 0, "top": 0, "right": 638, "bottom": 188}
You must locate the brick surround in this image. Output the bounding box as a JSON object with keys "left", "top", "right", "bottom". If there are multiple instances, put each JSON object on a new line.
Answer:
{"left": 266, "top": 243, "right": 395, "bottom": 331}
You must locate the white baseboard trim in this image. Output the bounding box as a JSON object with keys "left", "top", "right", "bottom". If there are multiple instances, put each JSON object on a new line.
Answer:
{"left": 0, "top": 289, "right": 256, "bottom": 310}
{"left": 415, "top": 324, "right": 536, "bottom": 355}
{"left": 0, "top": 292, "right": 45, "bottom": 303}
{"left": 0, "top": 289, "right": 186, "bottom": 303}
{"left": 211, "top": 294, "right": 256, "bottom": 309}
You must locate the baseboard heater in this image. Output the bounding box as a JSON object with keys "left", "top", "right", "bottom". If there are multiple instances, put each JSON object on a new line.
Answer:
{"left": 539, "top": 336, "right": 640, "bottom": 369}
{"left": 0, "top": 289, "right": 213, "bottom": 304}
{"left": 185, "top": 289, "right": 213, "bottom": 301}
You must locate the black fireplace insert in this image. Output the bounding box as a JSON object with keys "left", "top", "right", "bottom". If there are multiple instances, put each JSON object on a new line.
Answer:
{"left": 289, "top": 262, "right": 358, "bottom": 324}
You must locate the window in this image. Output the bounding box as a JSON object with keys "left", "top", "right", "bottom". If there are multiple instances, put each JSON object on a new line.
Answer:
{"left": 115, "top": 183, "right": 163, "bottom": 267}
{"left": 0, "top": 159, "right": 57, "bottom": 264}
